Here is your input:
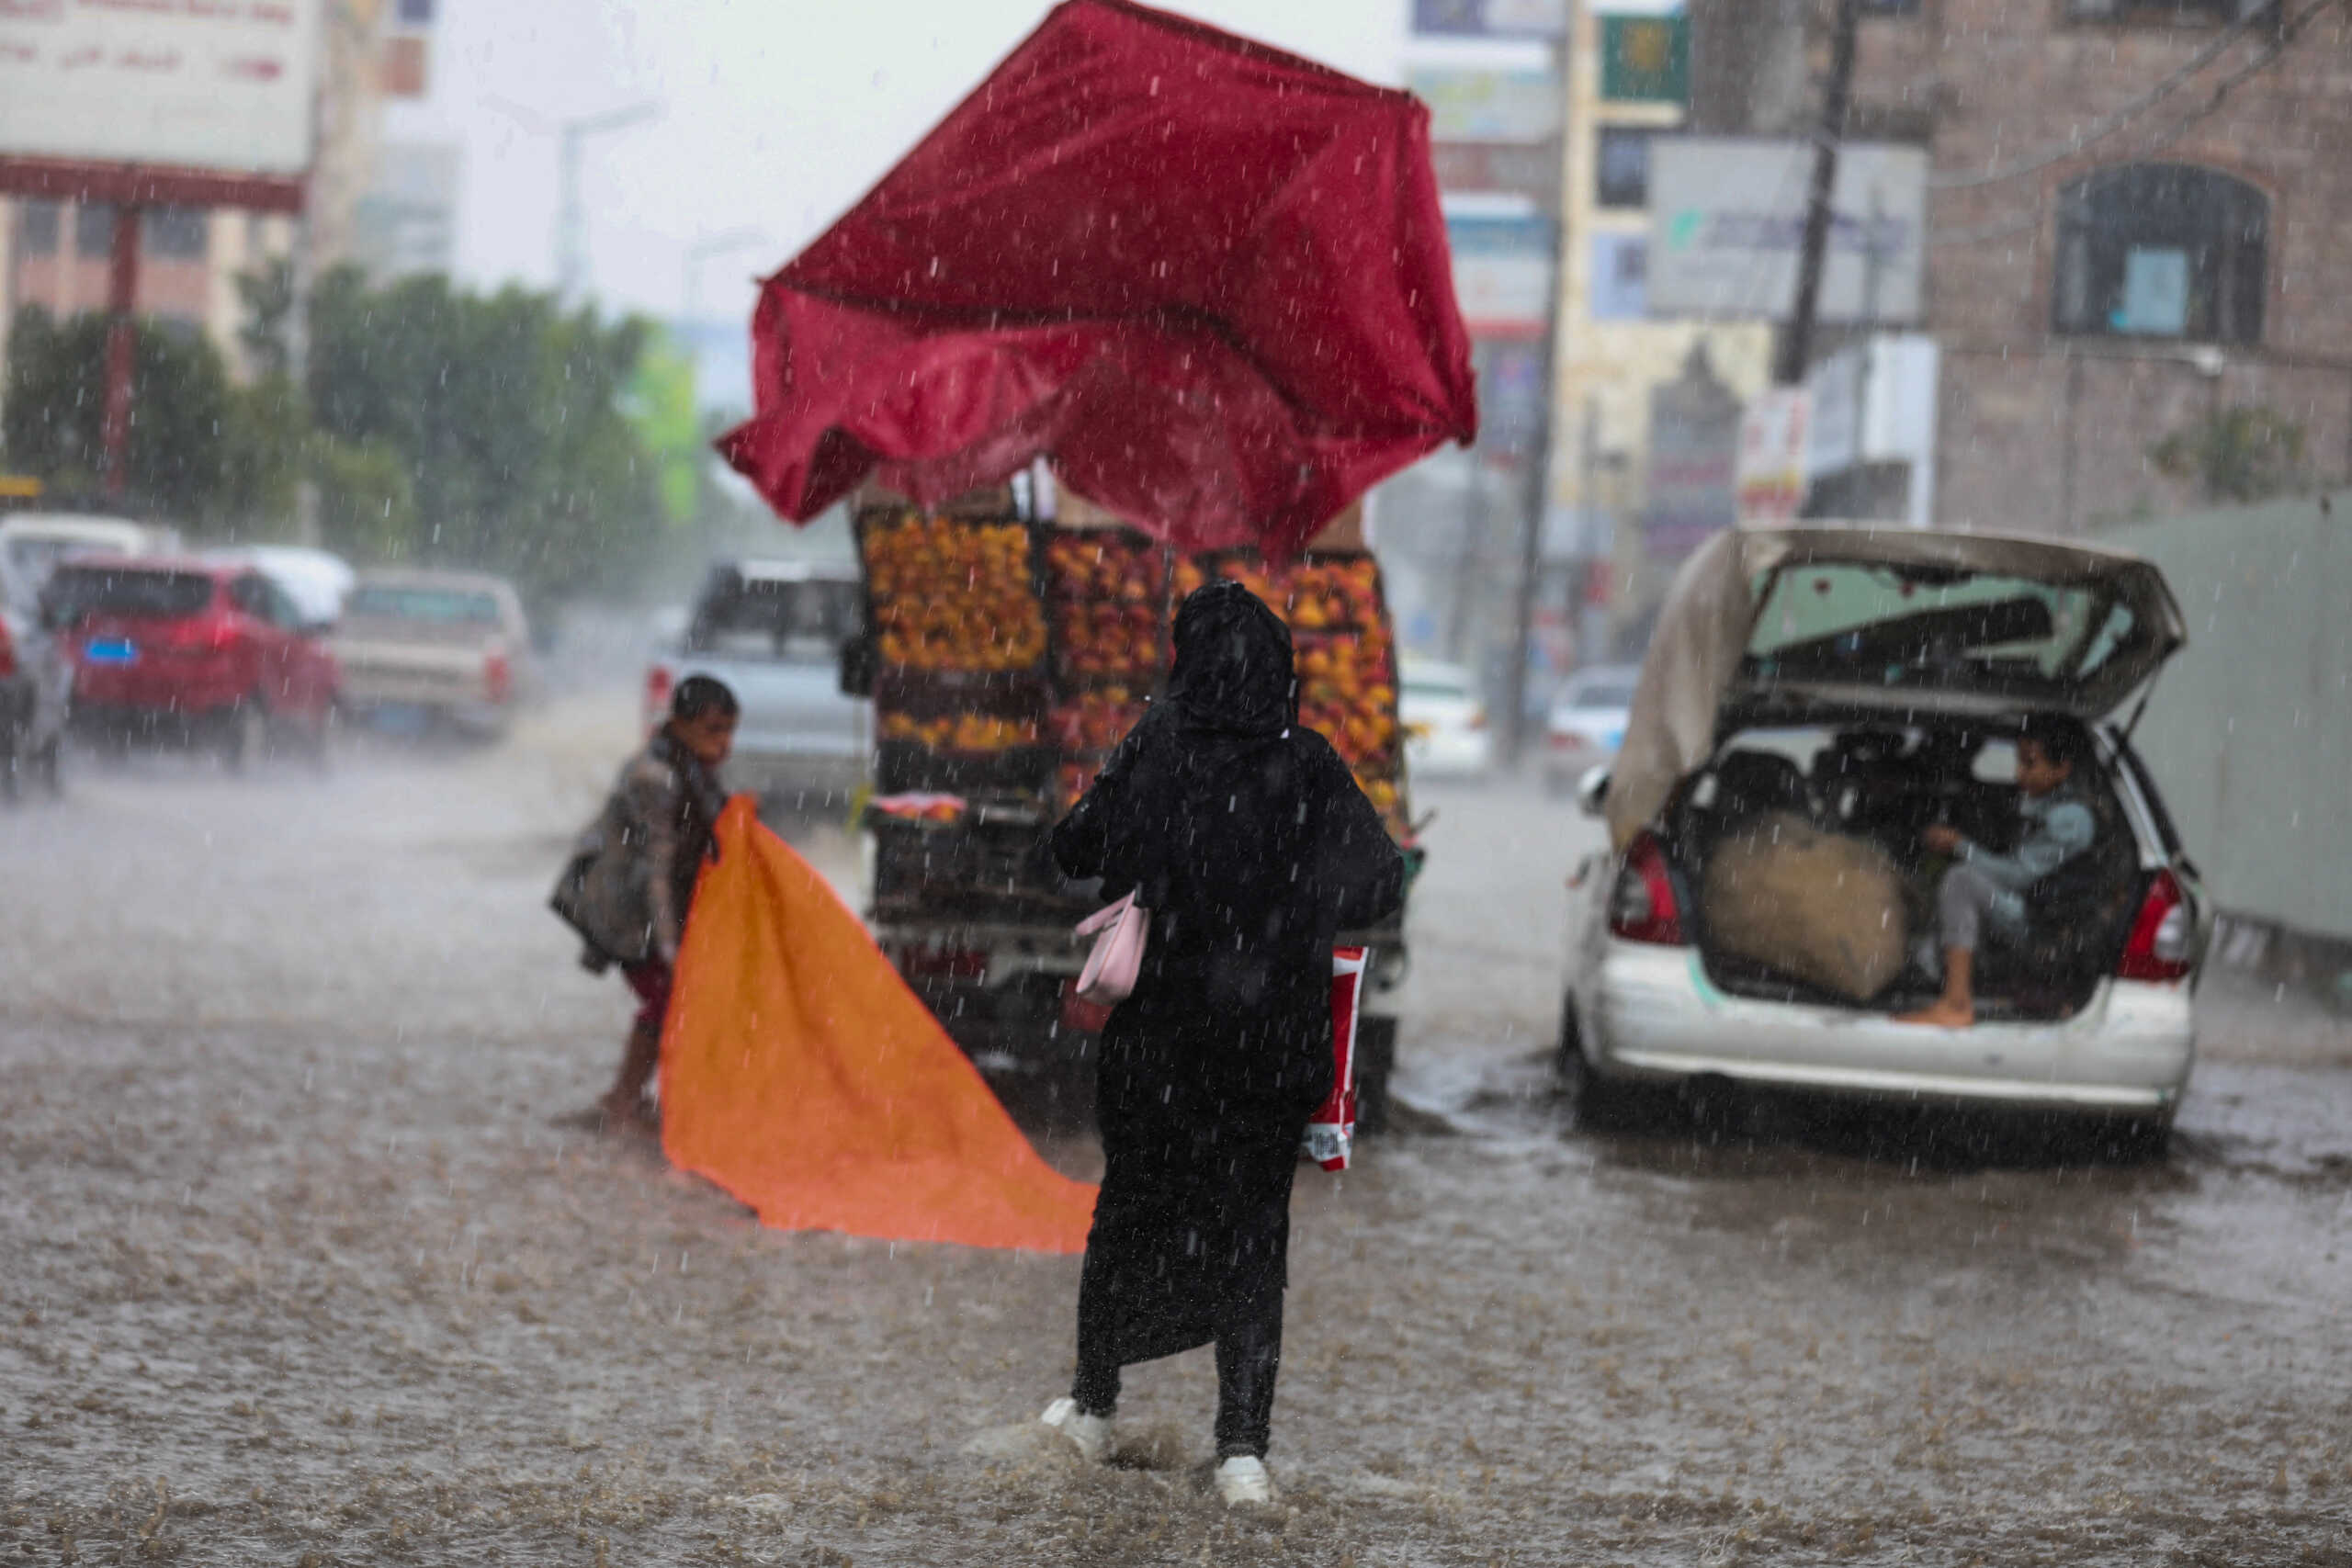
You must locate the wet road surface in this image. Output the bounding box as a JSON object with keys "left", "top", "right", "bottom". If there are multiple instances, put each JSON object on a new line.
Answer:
{"left": 4, "top": 702, "right": 2350, "bottom": 1564}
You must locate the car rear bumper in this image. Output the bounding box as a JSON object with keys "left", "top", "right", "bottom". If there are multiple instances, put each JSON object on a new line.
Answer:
{"left": 1404, "top": 731, "right": 1493, "bottom": 776}
{"left": 1587, "top": 941, "right": 2195, "bottom": 1113}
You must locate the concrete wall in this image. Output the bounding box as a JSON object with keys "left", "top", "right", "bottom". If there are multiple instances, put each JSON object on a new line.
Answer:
{"left": 2101, "top": 491, "right": 2352, "bottom": 942}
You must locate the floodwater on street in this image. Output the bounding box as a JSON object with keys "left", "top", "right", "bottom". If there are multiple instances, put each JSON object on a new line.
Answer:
{"left": 4, "top": 693, "right": 2351, "bottom": 1565}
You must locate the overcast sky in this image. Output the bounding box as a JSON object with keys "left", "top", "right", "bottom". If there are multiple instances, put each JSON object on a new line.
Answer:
{"left": 384, "top": 1, "right": 1436, "bottom": 333}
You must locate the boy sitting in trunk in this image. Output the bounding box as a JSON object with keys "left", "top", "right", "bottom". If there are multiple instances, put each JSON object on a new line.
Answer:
{"left": 1899, "top": 716, "right": 2098, "bottom": 1029}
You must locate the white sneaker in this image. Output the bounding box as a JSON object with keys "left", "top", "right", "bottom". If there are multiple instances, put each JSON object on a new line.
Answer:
{"left": 1214, "top": 1454, "right": 1274, "bottom": 1507}
{"left": 1038, "top": 1396, "right": 1114, "bottom": 1464}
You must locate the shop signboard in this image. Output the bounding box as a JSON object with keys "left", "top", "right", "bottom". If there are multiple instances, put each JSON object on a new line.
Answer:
{"left": 1600, "top": 14, "right": 1689, "bottom": 104}
{"left": 1643, "top": 354, "right": 1742, "bottom": 561}
{"left": 1589, "top": 232, "right": 1648, "bottom": 321}
{"left": 1647, "top": 138, "right": 1928, "bottom": 323}
{"left": 1446, "top": 213, "right": 1555, "bottom": 340}
{"left": 1412, "top": 0, "right": 1566, "bottom": 37}
{"left": 1409, "top": 66, "right": 1561, "bottom": 143}
{"left": 1430, "top": 141, "right": 1561, "bottom": 209}
{"left": 0, "top": 0, "right": 322, "bottom": 175}
{"left": 1736, "top": 387, "right": 1811, "bottom": 528}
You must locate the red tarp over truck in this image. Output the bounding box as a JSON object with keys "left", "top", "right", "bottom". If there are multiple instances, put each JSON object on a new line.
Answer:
{"left": 718, "top": 0, "right": 1478, "bottom": 560}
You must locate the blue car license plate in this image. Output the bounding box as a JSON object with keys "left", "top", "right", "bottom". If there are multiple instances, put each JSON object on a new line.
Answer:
{"left": 84, "top": 638, "right": 138, "bottom": 666}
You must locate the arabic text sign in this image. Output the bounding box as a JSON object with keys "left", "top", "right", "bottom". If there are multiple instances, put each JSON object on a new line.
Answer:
{"left": 1408, "top": 66, "right": 1561, "bottom": 143}
{"left": 1411, "top": 0, "right": 1566, "bottom": 38}
{"left": 0, "top": 0, "right": 322, "bottom": 175}
{"left": 1445, "top": 214, "right": 1555, "bottom": 337}
{"left": 1647, "top": 138, "right": 1928, "bottom": 323}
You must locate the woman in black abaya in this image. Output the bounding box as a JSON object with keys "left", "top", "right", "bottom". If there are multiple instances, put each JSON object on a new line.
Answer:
{"left": 1040, "top": 579, "right": 1405, "bottom": 1506}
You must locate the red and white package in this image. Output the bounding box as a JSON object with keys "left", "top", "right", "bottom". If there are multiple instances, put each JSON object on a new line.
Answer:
{"left": 1306, "top": 946, "right": 1370, "bottom": 1171}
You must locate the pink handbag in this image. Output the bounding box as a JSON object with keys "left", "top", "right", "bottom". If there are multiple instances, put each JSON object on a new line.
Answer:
{"left": 1074, "top": 890, "right": 1150, "bottom": 1006}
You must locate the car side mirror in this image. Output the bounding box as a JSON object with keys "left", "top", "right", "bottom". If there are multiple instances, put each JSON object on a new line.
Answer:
{"left": 838, "top": 632, "right": 877, "bottom": 698}
{"left": 1576, "top": 764, "right": 1611, "bottom": 820}
{"left": 302, "top": 619, "right": 336, "bottom": 638}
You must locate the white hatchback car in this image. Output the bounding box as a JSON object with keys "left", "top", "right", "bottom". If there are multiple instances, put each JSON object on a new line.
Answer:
{"left": 1399, "top": 656, "right": 1493, "bottom": 778}
{"left": 1543, "top": 663, "right": 1640, "bottom": 794}
{"left": 1560, "top": 528, "right": 2207, "bottom": 1154}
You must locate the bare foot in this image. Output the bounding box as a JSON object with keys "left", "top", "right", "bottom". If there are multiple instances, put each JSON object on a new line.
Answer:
{"left": 1895, "top": 998, "right": 1975, "bottom": 1029}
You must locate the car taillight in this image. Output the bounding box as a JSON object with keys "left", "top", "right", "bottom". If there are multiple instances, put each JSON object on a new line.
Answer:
{"left": 644, "top": 663, "right": 673, "bottom": 726}
{"left": 0, "top": 620, "right": 16, "bottom": 680}
{"left": 2116, "top": 868, "right": 2193, "bottom": 982}
{"left": 1608, "top": 830, "right": 1685, "bottom": 946}
{"left": 483, "top": 647, "right": 513, "bottom": 704}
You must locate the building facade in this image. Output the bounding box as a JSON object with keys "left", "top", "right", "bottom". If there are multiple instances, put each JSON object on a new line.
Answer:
{"left": 1549, "top": 0, "right": 1771, "bottom": 648}
{"left": 1690, "top": 0, "right": 2352, "bottom": 533}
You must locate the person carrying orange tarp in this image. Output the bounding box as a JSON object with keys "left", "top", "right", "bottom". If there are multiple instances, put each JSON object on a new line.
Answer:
{"left": 650, "top": 795, "right": 1097, "bottom": 1255}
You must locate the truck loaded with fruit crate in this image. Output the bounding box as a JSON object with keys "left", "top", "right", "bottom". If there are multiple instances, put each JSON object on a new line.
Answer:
{"left": 843, "top": 487, "right": 1418, "bottom": 1128}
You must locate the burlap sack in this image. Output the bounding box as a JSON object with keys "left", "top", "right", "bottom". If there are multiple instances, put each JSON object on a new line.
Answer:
{"left": 1700, "top": 812, "right": 1908, "bottom": 1001}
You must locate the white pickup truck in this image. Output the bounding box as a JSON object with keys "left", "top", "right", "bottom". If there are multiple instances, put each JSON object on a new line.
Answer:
{"left": 333, "top": 569, "right": 535, "bottom": 739}
{"left": 643, "top": 559, "right": 870, "bottom": 808}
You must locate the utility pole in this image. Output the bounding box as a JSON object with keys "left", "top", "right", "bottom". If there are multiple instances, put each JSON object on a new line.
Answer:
{"left": 489, "top": 96, "right": 662, "bottom": 306}
{"left": 1775, "top": 0, "right": 1860, "bottom": 387}
{"left": 1500, "top": 11, "right": 1577, "bottom": 767}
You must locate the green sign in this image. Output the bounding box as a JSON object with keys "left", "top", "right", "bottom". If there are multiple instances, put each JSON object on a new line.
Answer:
{"left": 1600, "top": 14, "right": 1688, "bottom": 105}
{"left": 625, "top": 331, "right": 701, "bottom": 527}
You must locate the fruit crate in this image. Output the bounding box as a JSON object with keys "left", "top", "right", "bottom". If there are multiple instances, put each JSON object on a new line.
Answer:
{"left": 869, "top": 816, "right": 1087, "bottom": 920}
{"left": 876, "top": 739, "right": 1057, "bottom": 796}
{"left": 1042, "top": 527, "right": 1172, "bottom": 687}
{"left": 854, "top": 507, "right": 1051, "bottom": 679}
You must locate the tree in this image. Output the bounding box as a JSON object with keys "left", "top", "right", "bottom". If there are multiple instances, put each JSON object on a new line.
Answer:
{"left": 0, "top": 306, "right": 287, "bottom": 523}
{"left": 2148, "top": 405, "right": 2309, "bottom": 505}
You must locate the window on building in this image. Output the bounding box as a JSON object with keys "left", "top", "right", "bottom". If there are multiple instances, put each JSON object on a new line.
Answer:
{"left": 74, "top": 203, "right": 118, "bottom": 258}
{"left": 1595, "top": 128, "right": 1651, "bottom": 210}
{"left": 142, "top": 207, "right": 209, "bottom": 260}
{"left": 17, "top": 202, "right": 61, "bottom": 255}
{"left": 2052, "top": 164, "right": 2266, "bottom": 344}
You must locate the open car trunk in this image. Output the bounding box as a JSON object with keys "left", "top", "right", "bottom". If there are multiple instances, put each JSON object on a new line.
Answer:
{"left": 1661, "top": 713, "right": 2149, "bottom": 1021}
{"left": 1606, "top": 527, "right": 2188, "bottom": 1022}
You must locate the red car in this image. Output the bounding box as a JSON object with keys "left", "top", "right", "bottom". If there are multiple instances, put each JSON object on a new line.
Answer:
{"left": 51, "top": 557, "right": 341, "bottom": 767}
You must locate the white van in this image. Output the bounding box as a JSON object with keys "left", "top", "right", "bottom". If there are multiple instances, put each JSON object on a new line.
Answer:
{"left": 0, "top": 513, "right": 182, "bottom": 604}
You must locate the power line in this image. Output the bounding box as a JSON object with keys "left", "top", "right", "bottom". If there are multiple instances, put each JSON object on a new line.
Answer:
{"left": 1925, "top": 0, "right": 2342, "bottom": 247}
{"left": 1927, "top": 0, "right": 2273, "bottom": 191}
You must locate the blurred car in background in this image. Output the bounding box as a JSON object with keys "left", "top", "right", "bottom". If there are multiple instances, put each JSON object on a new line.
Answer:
{"left": 644, "top": 559, "right": 869, "bottom": 806}
{"left": 52, "top": 557, "right": 339, "bottom": 768}
{"left": 0, "top": 513, "right": 180, "bottom": 598}
{"left": 209, "top": 546, "right": 356, "bottom": 630}
{"left": 1398, "top": 655, "right": 1492, "bottom": 779}
{"left": 1543, "top": 663, "right": 1640, "bottom": 795}
{"left": 333, "top": 570, "right": 534, "bottom": 739}
{"left": 0, "top": 553, "right": 71, "bottom": 798}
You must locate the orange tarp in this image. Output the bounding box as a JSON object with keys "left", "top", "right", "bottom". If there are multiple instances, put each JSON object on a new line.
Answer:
{"left": 659, "top": 797, "right": 1098, "bottom": 1253}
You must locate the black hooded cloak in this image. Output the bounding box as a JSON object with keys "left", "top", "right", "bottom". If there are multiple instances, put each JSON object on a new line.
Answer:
{"left": 1050, "top": 579, "right": 1404, "bottom": 1377}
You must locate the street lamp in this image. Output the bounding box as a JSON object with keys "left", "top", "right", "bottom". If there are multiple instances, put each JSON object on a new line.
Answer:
{"left": 683, "top": 228, "right": 771, "bottom": 324}
{"left": 486, "top": 96, "right": 665, "bottom": 306}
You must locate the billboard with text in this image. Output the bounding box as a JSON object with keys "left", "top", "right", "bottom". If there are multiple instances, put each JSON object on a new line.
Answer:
{"left": 0, "top": 0, "right": 322, "bottom": 175}
{"left": 1646, "top": 138, "right": 1927, "bottom": 324}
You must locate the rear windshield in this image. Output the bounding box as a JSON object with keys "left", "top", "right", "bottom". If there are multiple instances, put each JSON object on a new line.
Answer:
{"left": 1404, "top": 674, "right": 1471, "bottom": 701}
{"left": 1566, "top": 680, "right": 1634, "bottom": 709}
{"left": 46, "top": 567, "right": 215, "bottom": 623}
{"left": 687, "top": 575, "right": 862, "bottom": 660}
{"left": 1745, "top": 561, "right": 2152, "bottom": 701}
{"left": 347, "top": 586, "right": 502, "bottom": 625}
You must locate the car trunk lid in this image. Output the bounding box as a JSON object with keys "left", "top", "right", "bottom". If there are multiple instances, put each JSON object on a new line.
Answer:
{"left": 1607, "top": 528, "right": 2185, "bottom": 850}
